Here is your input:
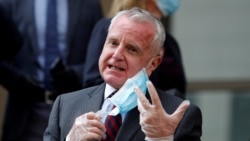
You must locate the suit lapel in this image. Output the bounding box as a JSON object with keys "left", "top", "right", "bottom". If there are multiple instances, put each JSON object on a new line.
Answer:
{"left": 80, "top": 83, "right": 106, "bottom": 114}
{"left": 115, "top": 92, "right": 154, "bottom": 141}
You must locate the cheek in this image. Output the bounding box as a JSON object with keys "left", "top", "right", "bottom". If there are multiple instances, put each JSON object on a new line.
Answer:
{"left": 99, "top": 48, "right": 109, "bottom": 62}
{"left": 127, "top": 59, "right": 144, "bottom": 76}
{"left": 98, "top": 52, "right": 108, "bottom": 71}
{"left": 98, "top": 58, "right": 103, "bottom": 73}
{"left": 98, "top": 48, "right": 114, "bottom": 70}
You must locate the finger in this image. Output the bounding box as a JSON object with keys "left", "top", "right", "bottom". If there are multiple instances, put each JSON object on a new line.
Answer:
{"left": 84, "top": 131, "right": 106, "bottom": 141}
{"left": 88, "top": 118, "right": 106, "bottom": 132}
{"left": 87, "top": 125, "right": 106, "bottom": 139}
{"left": 85, "top": 112, "right": 97, "bottom": 120}
{"left": 146, "top": 81, "right": 163, "bottom": 109}
{"left": 76, "top": 112, "right": 104, "bottom": 131}
{"left": 75, "top": 112, "right": 95, "bottom": 126}
{"left": 172, "top": 100, "right": 190, "bottom": 121}
{"left": 95, "top": 110, "right": 106, "bottom": 120}
{"left": 81, "top": 117, "right": 106, "bottom": 140}
{"left": 134, "top": 86, "right": 150, "bottom": 111}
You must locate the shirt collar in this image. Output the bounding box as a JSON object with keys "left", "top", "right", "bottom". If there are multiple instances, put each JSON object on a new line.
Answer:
{"left": 104, "top": 84, "right": 117, "bottom": 99}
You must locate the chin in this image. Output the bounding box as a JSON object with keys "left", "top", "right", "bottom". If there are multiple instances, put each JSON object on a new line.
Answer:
{"left": 104, "top": 77, "right": 125, "bottom": 89}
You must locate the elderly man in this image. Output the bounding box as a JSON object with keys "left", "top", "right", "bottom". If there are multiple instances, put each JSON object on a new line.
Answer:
{"left": 44, "top": 7, "right": 202, "bottom": 141}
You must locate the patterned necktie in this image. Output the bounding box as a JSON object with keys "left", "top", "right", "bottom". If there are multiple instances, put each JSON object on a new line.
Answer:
{"left": 103, "top": 106, "right": 122, "bottom": 141}
{"left": 45, "top": 0, "right": 59, "bottom": 89}
{"left": 102, "top": 91, "right": 122, "bottom": 141}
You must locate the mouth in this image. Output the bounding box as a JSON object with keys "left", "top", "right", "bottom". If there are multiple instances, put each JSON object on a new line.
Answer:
{"left": 108, "top": 65, "right": 125, "bottom": 71}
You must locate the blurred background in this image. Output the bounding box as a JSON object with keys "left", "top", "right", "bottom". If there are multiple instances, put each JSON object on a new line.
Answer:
{"left": 1, "top": 0, "right": 250, "bottom": 141}
{"left": 174, "top": 0, "right": 250, "bottom": 140}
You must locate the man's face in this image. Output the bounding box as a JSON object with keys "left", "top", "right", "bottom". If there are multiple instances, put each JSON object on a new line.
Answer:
{"left": 99, "top": 15, "right": 160, "bottom": 89}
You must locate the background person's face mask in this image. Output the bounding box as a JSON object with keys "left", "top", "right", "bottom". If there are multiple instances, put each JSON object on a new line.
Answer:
{"left": 156, "top": 0, "right": 180, "bottom": 16}
{"left": 109, "top": 68, "right": 149, "bottom": 115}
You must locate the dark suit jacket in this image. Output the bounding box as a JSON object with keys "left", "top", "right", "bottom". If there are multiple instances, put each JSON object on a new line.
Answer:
{"left": 44, "top": 83, "right": 202, "bottom": 141}
{"left": 0, "top": 0, "right": 103, "bottom": 140}
{"left": 83, "top": 18, "right": 187, "bottom": 98}
{"left": 0, "top": 4, "right": 22, "bottom": 61}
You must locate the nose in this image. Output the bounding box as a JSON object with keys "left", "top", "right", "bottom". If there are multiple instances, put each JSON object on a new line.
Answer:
{"left": 112, "top": 45, "right": 124, "bottom": 60}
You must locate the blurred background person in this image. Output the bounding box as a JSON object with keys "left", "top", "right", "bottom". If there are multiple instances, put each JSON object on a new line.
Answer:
{"left": 0, "top": 4, "right": 22, "bottom": 62}
{"left": 0, "top": 3, "right": 22, "bottom": 88}
{"left": 83, "top": 0, "right": 186, "bottom": 99}
{"left": 0, "top": 0, "right": 103, "bottom": 140}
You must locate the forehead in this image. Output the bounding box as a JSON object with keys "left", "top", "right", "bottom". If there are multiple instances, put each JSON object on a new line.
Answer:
{"left": 109, "top": 15, "right": 155, "bottom": 46}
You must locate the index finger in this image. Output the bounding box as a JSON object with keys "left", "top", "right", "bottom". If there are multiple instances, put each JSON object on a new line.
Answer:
{"left": 134, "top": 86, "right": 151, "bottom": 111}
{"left": 146, "top": 81, "right": 164, "bottom": 110}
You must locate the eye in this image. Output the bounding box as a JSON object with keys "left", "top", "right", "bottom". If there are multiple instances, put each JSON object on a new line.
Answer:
{"left": 127, "top": 45, "right": 141, "bottom": 55}
{"left": 107, "top": 39, "right": 119, "bottom": 47}
{"left": 111, "top": 40, "right": 118, "bottom": 46}
{"left": 128, "top": 47, "right": 137, "bottom": 52}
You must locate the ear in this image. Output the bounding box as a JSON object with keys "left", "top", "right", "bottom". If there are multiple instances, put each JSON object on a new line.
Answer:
{"left": 146, "top": 55, "right": 162, "bottom": 76}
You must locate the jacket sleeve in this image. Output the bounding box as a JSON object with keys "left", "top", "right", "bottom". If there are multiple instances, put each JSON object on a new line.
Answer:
{"left": 83, "top": 18, "right": 111, "bottom": 88}
{"left": 174, "top": 104, "right": 202, "bottom": 141}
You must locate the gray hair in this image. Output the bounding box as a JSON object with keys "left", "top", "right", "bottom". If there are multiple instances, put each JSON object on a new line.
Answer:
{"left": 109, "top": 7, "right": 166, "bottom": 53}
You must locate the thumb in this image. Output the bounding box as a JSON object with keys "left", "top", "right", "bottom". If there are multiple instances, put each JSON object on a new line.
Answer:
{"left": 172, "top": 100, "right": 190, "bottom": 121}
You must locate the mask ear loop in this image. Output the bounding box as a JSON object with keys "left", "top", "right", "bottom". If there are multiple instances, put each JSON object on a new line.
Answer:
{"left": 143, "top": 58, "right": 155, "bottom": 77}
{"left": 145, "top": 53, "right": 161, "bottom": 69}
{"left": 145, "top": 58, "right": 153, "bottom": 69}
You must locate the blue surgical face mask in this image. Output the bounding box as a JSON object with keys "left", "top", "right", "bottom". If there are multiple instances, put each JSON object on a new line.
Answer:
{"left": 156, "top": 0, "right": 180, "bottom": 16}
{"left": 109, "top": 68, "right": 149, "bottom": 115}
